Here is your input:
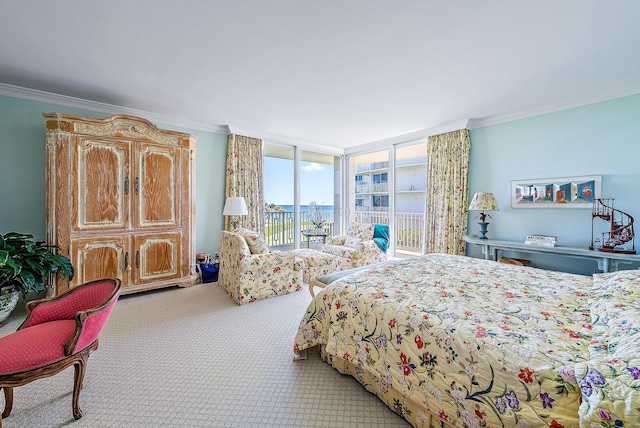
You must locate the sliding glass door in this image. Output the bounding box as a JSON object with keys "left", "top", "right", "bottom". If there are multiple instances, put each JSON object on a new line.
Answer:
{"left": 349, "top": 149, "right": 390, "bottom": 224}
{"left": 394, "top": 142, "right": 427, "bottom": 257}
{"left": 264, "top": 143, "right": 340, "bottom": 250}
{"left": 300, "top": 150, "right": 338, "bottom": 243}
{"left": 347, "top": 141, "right": 427, "bottom": 257}
{"left": 263, "top": 144, "right": 295, "bottom": 249}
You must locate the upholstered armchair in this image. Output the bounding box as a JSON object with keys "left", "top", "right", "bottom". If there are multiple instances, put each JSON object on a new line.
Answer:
{"left": 322, "top": 222, "right": 388, "bottom": 271}
{"left": 0, "top": 278, "right": 121, "bottom": 426}
{"left": 218, "top": 229, "right": 303, "bottom": 305}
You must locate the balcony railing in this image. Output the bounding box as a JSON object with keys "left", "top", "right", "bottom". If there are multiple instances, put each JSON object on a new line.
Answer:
{"left": 355, "top": 161, "right": 389, "bottom": 173}
{"left": 264, "top": 210, "right": 423, "bottom": 255}
{"left": 352, "top": 211, "right": 423, "bottom": 253}
{"left": 355, "top": 183, "right": 389, "bottom": 194}
{"left": 264, "top": 210, "right": 335, "bottom": 248}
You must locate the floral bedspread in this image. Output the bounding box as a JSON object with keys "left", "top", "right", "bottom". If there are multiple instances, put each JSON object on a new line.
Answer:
{"left": 294, "top": 254, "right": 594, "bottom": 427}
{"left": 575, "top": 270, "right": 640, "bottom": 427}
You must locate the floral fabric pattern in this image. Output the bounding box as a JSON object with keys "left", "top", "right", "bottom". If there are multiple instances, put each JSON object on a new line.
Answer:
{"left": 323, "top": 222, "right": 386, "bottom": 271}
{"left": 291, "top": 249, "right": 334, "bottom": 284}
{"left": 575, "top": 270, "right": 640, "bottom": 427}
{"left": 218, "top": 230, "right": 302, "bottom": 305}
{"left": 225, "top": 134, "right": 264, "bottom": 233}
{"left": 235, "top": 228, "right": 270, "bottom": 254}
{"left": 423, "top": 129, "right": 470, "bottom": 255}
{"left": 294, "top": 254, "right": 594, "bottom": 427}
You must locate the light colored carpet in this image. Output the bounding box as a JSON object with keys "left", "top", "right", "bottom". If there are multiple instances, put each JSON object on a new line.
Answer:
{"left": 1, "top": 283, "right": 409, "bottom": 427}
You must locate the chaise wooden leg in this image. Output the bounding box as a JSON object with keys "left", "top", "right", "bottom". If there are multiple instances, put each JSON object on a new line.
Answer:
{"left": 2, "top": 386, "right": 13, "bottom": 419}
{"left": 71, "top": 351, "right": 90, "bottom": 420}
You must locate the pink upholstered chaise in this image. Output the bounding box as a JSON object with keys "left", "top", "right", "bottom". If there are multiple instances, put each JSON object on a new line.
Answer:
{"left": 0, "top": 278, "right": 121, "bottom": 427}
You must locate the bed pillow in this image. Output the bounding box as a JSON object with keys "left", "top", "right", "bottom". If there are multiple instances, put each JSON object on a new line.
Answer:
{"left": 575, "top": 270, "right": 640, "bottom": 426}
{"left": 235, "top": 228, "right": 270, "bottom": 254}
{"left": 343, "top": 236, "right": 361, "bottom": 248}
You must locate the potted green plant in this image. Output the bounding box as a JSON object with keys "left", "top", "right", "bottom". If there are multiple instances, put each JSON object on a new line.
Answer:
{"left": 0, "top": 232, "right": 74, "bottom": 323}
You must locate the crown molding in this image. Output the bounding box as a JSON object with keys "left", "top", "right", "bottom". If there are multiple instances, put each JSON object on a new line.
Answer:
{"left": 0, "top": 83, "right": 228, "bottom": 135}
{"left": 469, "top": 84, "right": 640, "bottom": 129}
{"left": 5, "top": 81, "right": 639, "bottom": 149}
{"left": 227, "top": 123, "right": 344, "bottom": 155}
{"left": 344, "top": 119, "right": 471, "bottom": 155}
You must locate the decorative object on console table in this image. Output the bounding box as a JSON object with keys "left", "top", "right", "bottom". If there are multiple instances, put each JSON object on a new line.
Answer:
{"left": 223, "top": 196, "right": 248, "bottom": 229}
{"left": 525, "top": 234, "right": 557, "bottom": 247}
{"left": 468, "top": 192, "right": 499, "bottom": 239}
{"left": 590, "top": 198, "right": 635, "bottom": 254}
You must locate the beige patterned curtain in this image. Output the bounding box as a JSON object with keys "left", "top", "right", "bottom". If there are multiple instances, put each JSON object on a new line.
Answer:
{"left": 225, "top": 134, "right": 264, "bottom": 233}
{"left": 423, "top": 129, "right": 470, "bottom": 255}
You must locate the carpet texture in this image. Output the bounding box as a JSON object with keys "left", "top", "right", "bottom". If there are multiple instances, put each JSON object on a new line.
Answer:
{"left": 0, "top": 283, "right": 408, "bottom": 427}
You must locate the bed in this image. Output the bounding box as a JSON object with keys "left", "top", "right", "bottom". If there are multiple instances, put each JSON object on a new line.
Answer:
{"left": 293, "top": 253, "right": 640, "bottom": 427}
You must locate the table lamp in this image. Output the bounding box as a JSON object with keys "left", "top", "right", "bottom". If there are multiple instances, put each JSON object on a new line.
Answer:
{"left": 468, "top": 192, "right": 499, "bottom": 239}
{"left": 223, "top": 196, "right": 248, "bottom": 229}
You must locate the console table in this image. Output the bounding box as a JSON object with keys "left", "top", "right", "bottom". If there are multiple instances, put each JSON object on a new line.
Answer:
{"left": 463, "top": 235, "right": 640, "bottom": 272}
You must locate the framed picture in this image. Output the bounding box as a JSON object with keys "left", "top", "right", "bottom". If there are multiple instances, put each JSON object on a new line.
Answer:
{"left": 511, "top": 175, "right": 601, "bottom": 208}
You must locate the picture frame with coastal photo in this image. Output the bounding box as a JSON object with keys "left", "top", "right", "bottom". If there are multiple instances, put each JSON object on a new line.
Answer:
{"left": 511, "top": 175, "right": 601, "bottom": 208}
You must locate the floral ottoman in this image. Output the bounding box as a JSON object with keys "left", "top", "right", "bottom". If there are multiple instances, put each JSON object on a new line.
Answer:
{"left": 291, "top": 248, "right": 334, "bottom": 285}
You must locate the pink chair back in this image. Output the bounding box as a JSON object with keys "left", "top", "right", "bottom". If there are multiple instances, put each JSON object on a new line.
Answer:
{"left": 19, "top": 279, "right": 122, "bottom": 354}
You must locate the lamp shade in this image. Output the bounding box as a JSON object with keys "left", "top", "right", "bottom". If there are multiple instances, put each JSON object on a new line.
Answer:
{"left": 468, "top": 192, "right": 499, "bottom": 212}
{"left": 223, "top": 197, "right": 248, "bottom": 216}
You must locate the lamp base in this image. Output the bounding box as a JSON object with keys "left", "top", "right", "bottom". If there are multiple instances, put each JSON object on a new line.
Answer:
{"left": 478, "top": 222, "right": 490, "bottom": 240}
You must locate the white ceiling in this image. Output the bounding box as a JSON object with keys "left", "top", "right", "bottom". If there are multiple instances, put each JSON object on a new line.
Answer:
{"left": 1, "top": 1, "right": 640, "bottom": 151}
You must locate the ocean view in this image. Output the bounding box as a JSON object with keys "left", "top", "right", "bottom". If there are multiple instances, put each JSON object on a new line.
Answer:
{"left": 274, "top": 204, "right": 334, "bottom": 213}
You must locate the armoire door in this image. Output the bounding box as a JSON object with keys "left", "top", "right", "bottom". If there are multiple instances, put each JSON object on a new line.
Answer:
{"left": 134, "top": 143, "right": 181, "bottom": 229}
{"left": 70, "top": 236, "right": 131, "bottom": 289}
{"left": 134, "top": 232, "right": 181, "bottom": 284}
{"left": 72, "top": 137, "right": 130, "bottom": 232}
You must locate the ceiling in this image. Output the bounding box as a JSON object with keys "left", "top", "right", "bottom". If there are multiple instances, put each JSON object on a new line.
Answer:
{"left": 1, "top": 1, "right": 640, "bottom": 151}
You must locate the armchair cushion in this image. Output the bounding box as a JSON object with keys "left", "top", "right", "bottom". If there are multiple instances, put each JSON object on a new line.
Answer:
{"left": 235, "top": 228, "right": 270, "bottom": 254}
{"left": 322, "top": 222, "right": 387, "bottom": 271}
{"left": 326, "top": 235, "right": 346, "bottom": 246}
{"left": 348, "top": 222, "right": 375, "bottom": 240}
{"left": 344, "top": 236, "right": 361, "bottom": 248}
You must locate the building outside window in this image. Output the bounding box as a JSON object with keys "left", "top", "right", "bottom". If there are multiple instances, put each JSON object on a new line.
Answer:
{"left": 348, "top": 141, "right": 426, "bottom": 257}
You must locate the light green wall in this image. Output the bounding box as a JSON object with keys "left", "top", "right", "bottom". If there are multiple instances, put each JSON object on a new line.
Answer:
{"left": 3, "top": 91, "right": 638, "bottom": 274}
{"left": 468, "top": 93, "right": 640, "bottom": 274}
{"left": 0, "top": 95, "right": 228, "bottom": 255}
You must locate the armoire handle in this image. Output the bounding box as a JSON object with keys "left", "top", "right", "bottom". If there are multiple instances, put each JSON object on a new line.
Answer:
{"left": 124, "top": 252, "right": 132, "bottom": 271}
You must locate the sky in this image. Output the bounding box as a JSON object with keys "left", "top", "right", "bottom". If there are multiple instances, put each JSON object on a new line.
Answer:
{"left": 263, "top": 157, "right": 334, "bottom": 206}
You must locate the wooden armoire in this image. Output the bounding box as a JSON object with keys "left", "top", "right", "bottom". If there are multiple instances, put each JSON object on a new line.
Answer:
{"left": 44, "top": 113, "right": 198, "bottom": 296}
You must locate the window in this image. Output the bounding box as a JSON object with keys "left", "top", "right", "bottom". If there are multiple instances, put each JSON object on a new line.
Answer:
{"left": 348, "top": 149, "right": 389, "bottom": 225}
{"left": 347, "top": 141, "right": 427, "bottom": 257}
{"left": 373, "top": 195, "right": 389, "bottom": 208}
{"left": 394, "top": 142, "right": 427, "bottom": 257}
{"left": 263, "top": 143, "right": 340, "bottom": 250}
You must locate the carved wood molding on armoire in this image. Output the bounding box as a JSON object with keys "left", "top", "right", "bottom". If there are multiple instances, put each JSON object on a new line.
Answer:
{"left": 44, "top": 113, "right": 197, "bottom": 296}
